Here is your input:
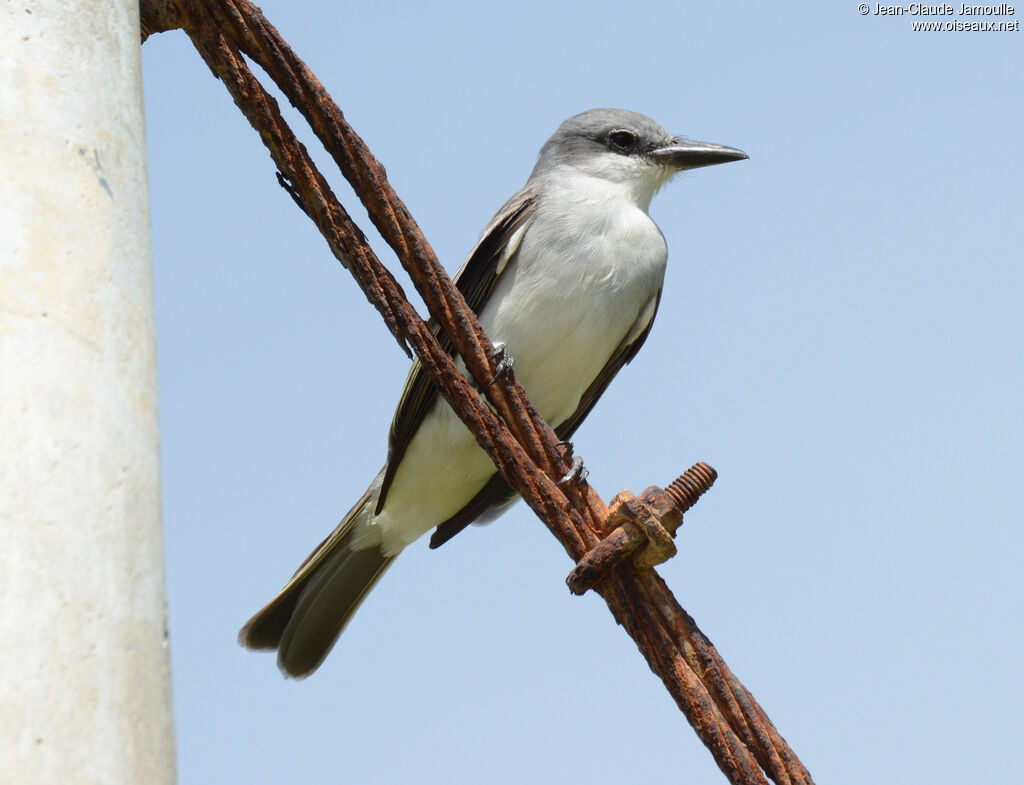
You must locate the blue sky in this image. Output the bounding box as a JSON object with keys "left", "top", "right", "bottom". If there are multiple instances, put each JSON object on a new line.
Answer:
{"left": 142, "top": 3, "right": 1023, "bottom": 783}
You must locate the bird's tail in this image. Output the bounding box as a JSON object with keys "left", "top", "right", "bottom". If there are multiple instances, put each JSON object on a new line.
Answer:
{"left": 238, "top": 480, "right": 396, "bottom": 678}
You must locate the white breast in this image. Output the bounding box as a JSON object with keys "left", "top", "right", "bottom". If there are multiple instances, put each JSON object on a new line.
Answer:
{"left": 478, "top": 169, "right": 667, "bottom": 425}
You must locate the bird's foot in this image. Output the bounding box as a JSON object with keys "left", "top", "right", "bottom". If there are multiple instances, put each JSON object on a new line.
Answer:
{"left": 485, "top": 342, "right": 515, "bottom": 388}
{"left": 557, "top": 455, "right": 589, "bottom": 486}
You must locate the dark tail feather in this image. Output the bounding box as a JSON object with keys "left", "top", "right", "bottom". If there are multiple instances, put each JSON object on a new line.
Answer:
{"left": 239, "top": 480, "right": 395, "bottom": 678}
{"left": 240, "top": 579, "right": 306, "bottom": 651}
{"left": 277, "top": 542, "right": 394, "bottom": 677}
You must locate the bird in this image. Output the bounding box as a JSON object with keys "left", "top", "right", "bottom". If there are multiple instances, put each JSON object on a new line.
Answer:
{"left": 239, "top": 108, "right": 747, "bottom": 678}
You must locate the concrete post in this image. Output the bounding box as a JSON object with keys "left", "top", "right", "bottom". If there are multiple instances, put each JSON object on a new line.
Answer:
{"left": 0, "top": 2, "right": 176, "bottom": 782}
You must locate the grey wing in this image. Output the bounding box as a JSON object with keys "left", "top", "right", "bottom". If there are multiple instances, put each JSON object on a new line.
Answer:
{"left": 428, "top": 289, "right": 663, "bottom": 548}
{"left": 375, "top": 187, "right": 540, "bottom": 513}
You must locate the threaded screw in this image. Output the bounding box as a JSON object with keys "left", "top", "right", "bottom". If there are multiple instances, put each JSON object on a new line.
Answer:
{"left": 664, "top": 462, "right": 718, "bottom": 513}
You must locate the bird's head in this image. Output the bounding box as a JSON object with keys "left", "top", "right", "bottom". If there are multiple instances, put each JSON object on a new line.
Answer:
{"left": 530, "top": 108, "right": 747, "bottom": 209}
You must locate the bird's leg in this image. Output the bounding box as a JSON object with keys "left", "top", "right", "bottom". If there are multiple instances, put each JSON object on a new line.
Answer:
{"left": 485, "top": 342, "right": 515, "bottom": 388}
{"left": 555, "top": 440, "right": 589, "bottom": 486}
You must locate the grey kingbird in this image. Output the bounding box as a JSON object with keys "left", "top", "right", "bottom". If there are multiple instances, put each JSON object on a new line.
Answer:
{"left": 240, "top": 108, "right": 747, "bottom": 677}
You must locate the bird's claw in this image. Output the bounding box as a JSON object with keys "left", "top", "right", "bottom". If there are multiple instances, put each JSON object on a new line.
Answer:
{"left": 557, "top": 455, "right": 589, "bottom": 486}
{"left": 485, "top": 343, "right": 515, "bottom": 388}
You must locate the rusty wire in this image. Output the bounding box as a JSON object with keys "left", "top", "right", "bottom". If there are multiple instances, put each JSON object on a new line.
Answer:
{"left": 140, "top": 2, "right": 814, "bottom": 783}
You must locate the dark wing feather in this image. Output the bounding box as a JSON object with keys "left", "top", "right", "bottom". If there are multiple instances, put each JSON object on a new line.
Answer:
{"left": 428, "top": 289, "right": 662, "bottom": 548}
{"left": 428, "top": 473, "right": 518, "bottom": 548}
{"left": 376, "top": 189, "right": 539, "bottom": 513}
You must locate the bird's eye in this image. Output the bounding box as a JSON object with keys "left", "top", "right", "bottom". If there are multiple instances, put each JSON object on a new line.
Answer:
{"left": 608, "top": 130, "right": 637, "bottom": 152}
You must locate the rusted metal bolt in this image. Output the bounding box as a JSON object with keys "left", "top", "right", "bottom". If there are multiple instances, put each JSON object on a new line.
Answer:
{"left": 565, "top": 462, "right": 718, "bottom": 595}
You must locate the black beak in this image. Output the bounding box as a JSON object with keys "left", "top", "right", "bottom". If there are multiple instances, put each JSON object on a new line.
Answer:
{"left": 647, "top": 138, "right": 748, "bottom": 171}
